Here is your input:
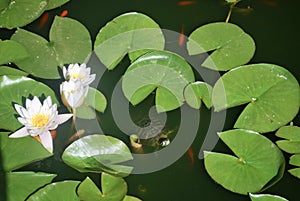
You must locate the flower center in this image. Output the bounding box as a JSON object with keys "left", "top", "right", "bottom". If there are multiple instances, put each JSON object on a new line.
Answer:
{"left": 71, "top": 73, "right": 84, "bottom": 80}
{"left": 31, "top": 113, "right": 49, "bottom": 128}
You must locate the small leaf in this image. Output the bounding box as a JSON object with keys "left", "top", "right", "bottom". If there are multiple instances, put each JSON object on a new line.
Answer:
{"left": 212, "top": 64, "right": 300, "bottom": 133}
{"left": 122, "top": 50, "right": 195, "bottom": 113}
{"left": 46, "top": 0, "right": 70, "bottom": 10}
{"left": 123, "top": 196, "right": 142, "bottom": 201}
{"left": 183, "top": 81, "right": 212, "bottom": 109}
{"left": 101, "top": 173, "right": 127, "bottom": 201}
{"left": 78, "top": 177, "right": 102, "bottom": 201}
{"left": 276, "top": 126, "right": 300, "bottom": 154}
{"left": 204, "top": 129, "right": 285, "bottom": 195}
{"left": 6, "top": 171, "right": 56, "bottom": 201}
{"left": 0, "top": 0, "right": 47, "bottom": 29}
{"left": 0, "top": 40, "right": 29, "bottom": 65}
{"left": 187, "top": 22, "right": 255, "bottom": 71}
{"left": 62, "top": 134, "right": 133, "bottom": 177}
{"left": 0, "top": 133, "right": 52, "bottom": 171}
{"left": 0, "top": 75, "right": 59, "bottom": 131}
{"left": 0, "top": 66, "right": 28, "bottom": 76}
{"left": 94, "top": 12, "right": 164, "bottom": 70}
{"left": 289, "top": 154, "right": 300, "bottom": 166}
{"left": 288, "top": 168, "right": 300, "bottom": 179}
{"left": 76, "top": 105, "right": 96, "bottom": 119}
{"left": 27, "top": 181, "right": 80, "bottom": 201}
{"left": 249, "top": 193, "right": 288, "bottom": 201}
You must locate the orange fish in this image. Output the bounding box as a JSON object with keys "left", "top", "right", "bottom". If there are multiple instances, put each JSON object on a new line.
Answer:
{"left": 178, "top": 25, "right": 185, "bottom": 46}
{"left": 187, "top": 147, "right": 195, "bottom": 164}
{"left": 39, "top": 12, "right": 50, "bottom": 29}
{"left": 50, "top": 130, "right": 57, "bottom": 139}
{"left": 177, "top": 1, "right": 196, "bottom": 6}
{"left": 60, "top": 10, "right": 68, "bottom": 17}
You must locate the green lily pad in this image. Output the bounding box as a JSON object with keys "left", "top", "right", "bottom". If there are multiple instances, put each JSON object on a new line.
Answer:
{"left": 94, "top": 12, "right": 164, "bottom": 70}
{"left": 78, "top": 174, "right": 127, "bottom": 201}
{"left": 0, "top": 40, "right": 29, "bottom": 65}
{"left": 122, "top": 50, "right": 195, "bottom": 113}
{"left": 123, "top": 196, "right": 142, "bottom": 201}
{"left": 183, "top": 81, "right": 212, "bottom": 109}
{"left": 62, "top": 134, "right": 133, "bottom": 177}
{"left": 276, "top": 126, "right": 300, "bottom": 154}
{"left": 289, "top": 154, "right": 300, "bottom": 166}
{"left": 0, "top": 0, "right": 47, "bottom": 29}
{"left": 0, "top": 66, "right": 28, "bottom": 76}
{"left": 46, "top": 0, "right": 70, "bottom": 10}
{"left": 187, "top": 22, "right": 255, "bottom": 71}
{"left": 204, "top": 129, "right": 285, "bottom": 195}
{"left": 11, "top": 17, "right": 92, "bottom": 79}
{"left": 27, "top": 181, "right": 80, "bottom": 201}
{"left": 76, "top": 87, "right": 107, "bottom": 119}
{"left": 212, "top": 63, "right": 300, "bottom": 133}
{"left": 0, "top": 133, "right": 52, "bottom": 172}
{"left": 288, "top": 167, "right": 300, "bottom": 179}
{"left": 6, "top": 171, "right": 56, "bottom": 201}
{"left": 249, "top": 193, "right": 288, "bottom": 201}
{"left": 0, "top": 75, "right": 59, "bottom": 131}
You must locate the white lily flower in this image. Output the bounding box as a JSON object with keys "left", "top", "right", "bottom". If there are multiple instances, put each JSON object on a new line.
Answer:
{"left": 9, "top": 96, "right": 73, "bottom": 153}
{"left": 63, "top": 63, "right": 96, "bottom": 86}
{"left": 60, "top": 80, "right": 89, "bottom": 108}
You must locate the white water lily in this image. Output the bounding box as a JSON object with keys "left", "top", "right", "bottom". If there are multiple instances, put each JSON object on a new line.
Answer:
{"left": 63, "top": 63, "right": 96, "bottom": 86}
{"left": 60, "top": 80, "right": 89, "bottom": 108}
{"left": 9, "top": 96, "right": 73, "bottom": 153}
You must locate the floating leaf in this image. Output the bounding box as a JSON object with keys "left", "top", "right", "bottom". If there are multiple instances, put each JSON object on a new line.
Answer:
{"left": 212, "top": 64, "right": 300, "bottom": 133}
{"left": 78, "top": 177, "right": 103, "bottom": 201}
{"left": 11, "top": 17, "right": 92, "bottom": 79}
{"left": 122, "top": 50, "right": 195, "bottom": 113}
{"left": 276, "top": 126, "right": 300, "bottom": 154}
{"left": 0, "top": 0, "right": 47, "bottom": 29}
{"left": 76, "top": 87, "right": 107, "bottom": 119}
{"left": 204, "top": 129, "right": 285, "bottom": 195}
{"left": 6, "top": 172, "right": 56, "bottom": 201}
{"left": 0, "top": 133, "right": 52, "bottom": 171}
{"left": 289, "top": 154, "right": 300, "bottom": 178}
{"left": 0, "top": 66, "right": 28, "bottom": 76}
{"left": 123, "top": 196, "right": 142, "bottom": 201}
{"left": 0, "top": 40, "right": 29, "bottom": 65}
{"left": 183, "top": 81, "right": 212, "bottom": 109}
{"left": 249, "top": 193, "right": 288, "bottom": 201}
{"left": 62, "top": 134, "right": 133, "bottom": 177}
{"left": 27, "top": 181, "right": 80, "bottom": 201}
{"left": 0, "top": 75, "right": 59, "bottom": 131}
{"left": 46, "top": 0, "right": 70, "bottom": 10}
{"left": 94, "top": 12, "right": 164, "bottom": 70}
{"left": 187, "top": 22, "right": 255, "bottom": 71}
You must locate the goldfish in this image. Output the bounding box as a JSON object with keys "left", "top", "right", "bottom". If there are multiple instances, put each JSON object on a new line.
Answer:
{"left": 187, "top": 147, "right": 195, "bottom": 164}
{"left": 38, "top": 12, "right": 50, "bottom": 29}
{"left": 178, "top": 25, "right": 185, "bottom": 46}
{"left": 177, "top": 1, "right": 196, "bottom": 6}
{"left": 60, "top": 10, "right": 68, "bottom": 17}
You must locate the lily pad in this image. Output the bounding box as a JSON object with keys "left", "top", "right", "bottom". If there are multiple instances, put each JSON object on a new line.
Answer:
{"left": 46, "top": 0, "right": 70, "bottom": 10}
{"left": 212, "top": 63, "right": 300, "bottom": 133}
{"left": 0, "top": 0, "right": 47, "bottom": 29}
{"left": 276, "top": 126, "right": 300, "bottom": 154}
{"left": 6, "top": 171, "right": 56, "bottom": 201}
{"left": 94, "top": 12, "right": 164, "bottom": 70}
{"left": 78, "top": 174, "right": 127, "bottom": 201}
{"left": 27, "top": 181, "right": 80, "bottom": 201}
{"left": 289, "top": 154, "right": 300, "bottom": 178}
{"left": 0, "top": 133, "right": 52, "bottom": 172}
{"left": 62, "top": 134, "right": 133, "bottom": 177}
{"left": 123, "top": 196, "right": 142, "bottom": 201}
{"left": 187, "top": 22, "right": 255, "bottom": 71}
{"left": 76, "top": 87, "right": 107, "bottom": 119}
{"left": 0, "top": 40, "right": 29, "bottom": 65}
{"left": 0, "top": 75, "right": 59, "bottom": 131}
{"left": 122, "top": 50, "right": 195, "bottom": 113}
{"left": 0, "top": 66, "right": 28, "bottom": 76}
{"left": 11, "top": 17, "right": 92, "bottom": 79}
{"left": 183, "top": 81, "right": 212, "bottom": 109}
{"left": 249, "top": 193, "right": 288, "bottom": 201}
{"left": 204, "top": 129, "right": 285, "bottom": 195}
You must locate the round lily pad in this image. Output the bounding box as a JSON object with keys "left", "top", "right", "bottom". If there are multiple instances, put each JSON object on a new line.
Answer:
{"left": 204, "top": 129, "right": 285, "bottom": 195}
{"left": 212, "top": 63, "right": 300, "bottom": 133}
{"left": 122, "top": 50, "right": 195, "bottom": 113}
{"left": 183, "top": 81, "right": 212, "bottom": 109}
{"left": 187, "top": 22, "right": 255, "bottom": 71}
{"left": 94, "top": 12, "right": 164, "bottom": 70}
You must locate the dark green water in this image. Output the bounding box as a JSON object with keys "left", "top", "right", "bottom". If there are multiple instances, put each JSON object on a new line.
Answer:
{"left": 1, "top": 0, "right": 300, "bottom": 200}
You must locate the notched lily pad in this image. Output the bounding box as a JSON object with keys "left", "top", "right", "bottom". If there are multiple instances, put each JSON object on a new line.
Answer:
{"left": 62, "top": 134, "right": 133, "bottom": 177}
{"left": 0, "top": 40, "right": 29, "bottom": 65}
{"left": 249, "top": 193, "right": 288, "bottom": 201}
{"left": 276, "top": 126, "right": 300, "bottom": 154}
{"left": 204, "top": 129, "right": 285, "bottom": 195}
{"left": 122, "top": 50, "right": 195, "bottom": 113}
{"left": 94, "top": 12, "right": 165, "bottom": 70}
{"left": 187, "top": 22, "right": 255, "bottom": 71}
{"left": 183, "top": 81, "right": 212, "bottom": 109}
{"left": 212, "top": 63, "right": 300, "bottom": 133}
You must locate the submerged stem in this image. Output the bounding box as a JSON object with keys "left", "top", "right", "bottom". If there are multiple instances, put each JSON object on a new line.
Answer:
{"left": 72, "top": 107, "right": 76, "bottom": 122}
{"left": 225, "top": 0, "right": 240, "bottom": 23}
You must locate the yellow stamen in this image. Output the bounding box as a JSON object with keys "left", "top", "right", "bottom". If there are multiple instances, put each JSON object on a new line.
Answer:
{"left": 71, "top": 73, "right": 84, "bottom": 80}
{"left": 31, "top": 113, "right": 49, "bottom": 128}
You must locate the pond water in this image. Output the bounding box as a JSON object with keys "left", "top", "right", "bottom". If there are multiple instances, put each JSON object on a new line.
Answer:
{"left": 1, "top": 0, "right": 300, "bottom": 200}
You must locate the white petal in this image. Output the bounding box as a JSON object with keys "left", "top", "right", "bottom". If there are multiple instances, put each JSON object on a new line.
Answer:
{"left": 55, "top": 114, "right": 73, "bottom": 124}
{"left": 14, "top": 104, "right": 28, "bottom": 118}
{"left": 26, "top": 98, "right": 32, "bottom": 109}
{"left": 43, "top": 96, "right": 52, "bottom": 108}
{"left": 17, "top": 117, "right": 28, "bottom": 125}
{"left": 63, "top": 66, "right": 67, "bottom": 79}
{"left": 9, "top": 127, "right": 29, "bottom": 138}
{"left": 39, "top": 131, "right": 53, "bottom": 153}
